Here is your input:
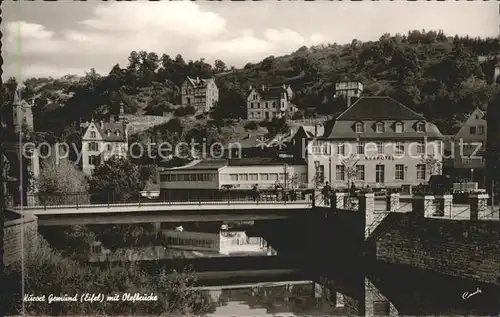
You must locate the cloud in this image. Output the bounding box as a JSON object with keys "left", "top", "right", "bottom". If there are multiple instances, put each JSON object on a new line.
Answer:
{"left": 2, "top": 2, "right": 327, "bottom": 78}
{"left": 3, "top": 62, "right": 107, "bottom": 79}
{"left": 200, "top": 29, "right": 325, "bottom": 64}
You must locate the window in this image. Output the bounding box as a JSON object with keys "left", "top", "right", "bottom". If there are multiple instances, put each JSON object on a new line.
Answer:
{"left": 416, "top": 122, "right": 425, "bottom": 132}
{"left": 88, "top": 142, "right": 99, "bottom": 151}
{"left": 356, "top": 165, "right": 365, "bottom": 180}
{"left": 376, "top": 122, "right": 385, "bottom": 133}
{"left": 470, "top": 126, "right": 477, "bottom": 135}
{"left": 272, "top": 102, "right": 276, "bottom": 108}
{"left": 260, "top": 173, "right": 269, "bottom": 181}
{"left": 90, "top": 131, "right": 96, "bottom": 138}
{"left": 239, "top": 174, "right": 248, "bottom": 181}
{"left": 355, "top": 122, "right": 364, "bottom": 133}
{"left": 417, "top": 142, "right": 425, "bottom": 154}
{"left": 357, "top": 142, "right": 365, "bottom": 155}
{"left": 316, "top": 165, "right": 325, "bottom": 184}
{"left": 395, "top": 122, "right": 403, "bottom": 133}
{"left": 375, "top": 165, "right": 385, "bottom": 183}
{"left": 377, "top": 142, "right": 384, "bottom": 154}
{"left": 436, "top": 142, "right": 442, "bottom": 155}
{"left": 336, "top": 165, "right": 345, "bottom": 181}
{"left": 115, "top": 130, "right": 120, "bottom": 136}
{"left": 229, "top": 174, "right": 238, "bottom": 181}
{"left": 417, "top": 164, "right": 426, "bottom": 180}
{"left": 478, "top": 125, "right": 485, "bottom": 134}
{"left": 265, "top": 102, "right": 269, "bottom": 109}
{"left": 249, "top": 173, "right": 258, "bottom": 181}
{"left": 395, "top": 164, "right": 404, "bottom": 181}
{"left": 106, "top": 130, "right": 111, "bottom": 137}
{"left": 89, "top": 155, "right": 100, "bottom": 166}
{"left": 395, "top": 142, "right": 404, "bottom": 155}
{"left": 336, "top": 143, "right": 345, "bottom": 155}
{"left": 107, "top": 144, "right": 112, "bottom": 151}
{"left": 463, "top": 157, "right": 471, "bottom": 164}
{"left": 270, "top": 173, "right": 279, "bottom": 181}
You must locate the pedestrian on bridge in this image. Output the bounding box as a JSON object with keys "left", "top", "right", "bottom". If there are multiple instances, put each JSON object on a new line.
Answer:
{"left": 252, "top": 184, "right": 260, "bottom": 202}
{"left": 322, "top": 182, "right": 331, "bottom": 206}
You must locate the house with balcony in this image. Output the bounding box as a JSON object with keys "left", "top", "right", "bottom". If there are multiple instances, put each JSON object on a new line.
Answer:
{"left": 452, "top": 107, "right": 486, "bottom": 185}
{"left": 81, "top": 110, "right": 129, "bottom": 175}
{"left": 181, "top": 76, "right": 219, "bottom": 113}
{"left": 307, "top": 96, "right": 444, "bottom": 190}
{"left": 246, "top": 85, "right": 297, "bottom": 120}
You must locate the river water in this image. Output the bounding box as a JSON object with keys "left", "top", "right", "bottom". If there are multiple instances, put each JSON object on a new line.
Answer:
{"left": 41, "top": 222, "right": 500, "bottom": 316}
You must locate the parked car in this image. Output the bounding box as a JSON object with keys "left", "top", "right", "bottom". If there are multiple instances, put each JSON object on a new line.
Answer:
{"left": 428, "top": 175, "right": 453, "bottom": 194}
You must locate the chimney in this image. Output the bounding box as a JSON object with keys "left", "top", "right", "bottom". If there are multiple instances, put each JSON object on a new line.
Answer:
{"left": 494, "top": 64, "right": 500, "bottom": 84}
{"left": 100, "top": 120, "right": 104, "bottom": 129}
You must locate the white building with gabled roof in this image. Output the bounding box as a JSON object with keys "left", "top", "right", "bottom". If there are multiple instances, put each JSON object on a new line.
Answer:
{"left": 81, "top": 113, "right": 129, "bottom": 175}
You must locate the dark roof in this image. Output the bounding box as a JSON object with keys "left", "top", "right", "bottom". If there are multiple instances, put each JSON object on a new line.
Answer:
{"left": 160, "top": 159, "right": 228, "bottom": 171}
{"left": 248, "top": 86, "right": 287, "bottom": 100}
{"left": 234, "top": 132, "right": 268, "bottom": 149}
{"left": 185, "top": 77, "right": 213, "bottom": 88}
{"left": 336, "top": 96, "right": 425, "bottom": 121}
{"left": 324, "top": 120, "right": 444, "bottom": 140}
{"left": 97, "top": 121, "right": 127, "bottom": 142}
{"left": 228, "top": 157, "right": 306, "bottom": 166}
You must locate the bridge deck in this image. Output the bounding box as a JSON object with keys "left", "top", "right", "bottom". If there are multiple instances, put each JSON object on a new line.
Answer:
{"left": 17, "top": 201, "right": 313, "bottom": 216}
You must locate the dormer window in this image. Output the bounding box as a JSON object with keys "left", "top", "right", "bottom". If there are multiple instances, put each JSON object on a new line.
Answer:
{"left": 375, "top": 122, "right": 385, "bottom": 133}
{"left": 416, "top": 122, "right": 425, "bottom": 133}
{"left": 90, "top": 131, "right": 96, "bottom": 138}
{"left": 355, "top": 122, "right": 364, "bottom": 133}
{"left": 395, "top": 122, "right": 403, "bottom": 133}
{"left": 115, "top": 130, "right": 120, "bottom": 136}
{"left": 106, "top": 130, "right": 111, "bottom": 137}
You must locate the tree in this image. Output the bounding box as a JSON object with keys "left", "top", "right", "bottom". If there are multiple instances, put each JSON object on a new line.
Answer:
{"left": 213, "top": 59, "right": 227, "bottom": 74}
{"left": 38, "top": 156, "right": 89, "bottom": 194}
{"left": 89, "top": 157, "right": 144, "bottom": 202}
{"left": 421, "top": 154, "right": 442, "bottom": 179}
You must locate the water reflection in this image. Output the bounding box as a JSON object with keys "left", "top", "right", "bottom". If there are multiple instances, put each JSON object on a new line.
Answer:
{"left": 201, "top": 281, "right": 342, "bottom": 316}
{"left": 191, "top": 260, "right": 500, "bottom": 317}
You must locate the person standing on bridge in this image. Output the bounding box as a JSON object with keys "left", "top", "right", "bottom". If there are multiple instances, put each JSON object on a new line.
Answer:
{"left": 252, "top": 184, "right": 260, "bottom": 202}
{"left": 322, "top": 181, "right": 331, "bottom": 205}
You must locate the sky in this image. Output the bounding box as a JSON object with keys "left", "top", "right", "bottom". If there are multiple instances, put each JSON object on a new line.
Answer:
{"left": 2, "top": 1, "right": 499, "bottom": 80}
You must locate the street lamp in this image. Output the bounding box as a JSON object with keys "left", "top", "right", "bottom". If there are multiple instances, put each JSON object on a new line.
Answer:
{"left": 470, "top": 168, "right": 474, "bottom": 182}
{"left": 283, "top": 164, "right": 288, "bottom": 189}
{"left": 314, "top": 161, "right": 320, "bottom": 189}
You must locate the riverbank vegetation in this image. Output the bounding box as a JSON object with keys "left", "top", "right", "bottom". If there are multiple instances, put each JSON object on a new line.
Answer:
{"left": 5, "top": 235, "right": 216, "bottom": 316}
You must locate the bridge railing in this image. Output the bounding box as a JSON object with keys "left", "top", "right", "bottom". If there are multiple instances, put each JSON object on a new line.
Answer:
{"left": 25, "top": 190, "right": 314, "bottom": 209}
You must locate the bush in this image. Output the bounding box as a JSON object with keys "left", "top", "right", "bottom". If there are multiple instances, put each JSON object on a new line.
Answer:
{"left": 174, "top": 106, "right": 196, "bottom": 117}
{"left": 244, "top": 121, "right": 259, "bottom": 130}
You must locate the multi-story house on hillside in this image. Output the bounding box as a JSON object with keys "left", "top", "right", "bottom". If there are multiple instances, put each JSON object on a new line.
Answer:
{"left": 334, "top": 81, "right": 363, "bottom": 107}
{"left": 181, "top": 77, "right": 219, "bottom": 113}
{"left": 81, "top": 108, "right": 129, "bottom": 175}
{"left": 246, "top": 85, "right": 297, "bottom": 120}
{"left": 452, "top": 107, "right": 486, "bottom": 185}
{"left": 307, "top": 96, "right": 444, "bottom": 190}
